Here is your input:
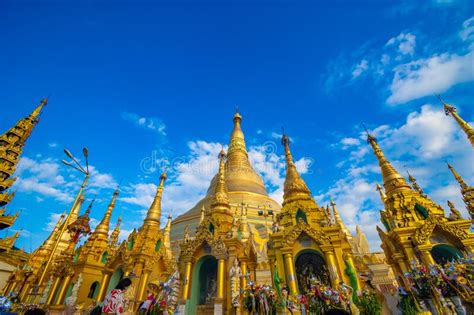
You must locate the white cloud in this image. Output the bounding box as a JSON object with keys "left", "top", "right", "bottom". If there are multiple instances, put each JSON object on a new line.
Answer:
{"left": 460, "top": 16, "right": 474, "bottom": 41}
{"left": 387, "top": 49, "right": 474, "bottom": 104}
{"left": 352, "top": 59, "right": 369, "bottom": 78}
{"left": 340, "top": 137, "right": 361, "bottom": 149}
{"left": 44, "top": 212, "right": 64, "bottom": 231}
{"left": 13, "top": 156, "right": 117, "bottom": 203}
{"left": 325, "top": 17, "right": 474, "bottom": 105}
{"left": 48, "top": 142, "right": 58, "bottom": 148}
{"left": 386, "top": 32, "right": 416, "bottom": 55}
{"left": 121, "top": 112, "right": 167, "bottom": 136}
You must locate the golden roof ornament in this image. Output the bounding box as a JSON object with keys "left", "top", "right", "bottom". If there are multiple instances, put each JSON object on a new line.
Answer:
{"left": 406, "top": 170, "right": 427, "bottom": 197}
{"left": 281, "top": 131, "right": 313, "bottom": 205}
{"left": 439, "top": 95, "right": 474, "bottom": 147}
{"left": 447, "top": 200, "right": 463, "bottom": 221}
{"left": 212, "top": 149, "right": 229, "bottom": 206}
{"left": 447, "top": 162, "right": 474, "bottom": 220}
{"left": 94, "top": 189, "right": 119, "bottom": 236}
{"left": 109, "top": 214, "right": 122, "bottom": 247}
{"left": 144, "top": 172, "right": 167, "bottom": 227}
{"left": 365, "top": 128, "right": 411, "bottom": 195}
{"left": 376, "top": 183, "right": 387, "bottom": 203}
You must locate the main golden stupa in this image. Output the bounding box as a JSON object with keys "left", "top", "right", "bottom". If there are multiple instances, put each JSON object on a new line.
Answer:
{"left": 170, "top": 112, "right": 281, "bottom": 259}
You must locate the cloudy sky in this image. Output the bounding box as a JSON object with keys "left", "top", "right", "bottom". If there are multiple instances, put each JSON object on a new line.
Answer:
{"left": 1, "top": 0, "right": 473, "bottom": 251}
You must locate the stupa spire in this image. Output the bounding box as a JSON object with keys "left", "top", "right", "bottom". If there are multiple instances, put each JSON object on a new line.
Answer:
{"left": 281, "top": 132, "right": 313, "bottom": 205}
{"left": 94, "top": 189, "right": 119, "bottom": 236}
{"left": 163, "top": 213, "right": 172, "bottom": 251}
{"left": 447, "top": 163, "right": 468, "bottom": 189}
{"left": 0, "top": 98, "right": 48, "bottom": 208}
{"left": 212, "top": 149, "right": 229, "bottom": 207}
{"left": 109, "top": 214, "right": 122, "bottom": 247}
{"left": 143, "top": 172, "right": 167, "bottom": 227}
{"left": 447, "top": 163, "right": 474, "bottom": 220}
{"left": 366, "top": 131, "right": 411, "bottom": 195}
{"left": 440, "top": 96, "right": 474, "bottom": 147}
{"left": 44, "top": 213, "right": 66, "bottom": 249}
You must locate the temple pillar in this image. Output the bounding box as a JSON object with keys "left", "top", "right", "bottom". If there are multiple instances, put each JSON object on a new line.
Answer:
{"left": 283, "top": 253, "right": 298, "bottom": 295}
{"left": 418, "top": 246, "right": 435, "bottom": 266}
{"left": 217, "top": 258, "right": 225, "bottom": 299}
{"left": 55, "top": 274, "right": 72, "bottom": 305}
{"left": 182, "top": 261, "right": 192, "bottom": 300}
{"left": 46, "top": 277, "right": 61, "bottom": 305}
{"left": 240, "top": 260, "right": 247, "bottom": 290}
{"left": 323, "top": 250, "right": 340, "bottom": 286}
{"left": 19, "top": 283, "right": 31, "bottom": 301}
{"left": 97, "top": 273, "right": 111, "bottom": 302}
{"left": 136, "top": 272, "right": 150, "bottom": 302}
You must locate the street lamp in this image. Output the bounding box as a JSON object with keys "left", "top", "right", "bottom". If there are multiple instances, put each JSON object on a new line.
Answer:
{"left": 36, "top": 148, "right": 91, "bottom": 289}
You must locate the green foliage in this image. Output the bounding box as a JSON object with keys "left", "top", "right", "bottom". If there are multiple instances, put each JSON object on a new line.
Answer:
{"left": 357, "top": 291, "right": 382, "bottom": 315}
{"left": 399, "top": 294, "right": 418, "bottom": 315}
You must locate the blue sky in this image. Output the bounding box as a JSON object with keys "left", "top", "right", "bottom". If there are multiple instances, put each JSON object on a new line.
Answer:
{"left": 1, "top": 0, "right": 473, "bottom": 252}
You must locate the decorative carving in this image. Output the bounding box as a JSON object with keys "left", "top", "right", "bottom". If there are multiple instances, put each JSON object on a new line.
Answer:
{"left": 414, "top": 216, "right": 469, "bottom": 246}
{"left": 283, "top": 221, "right": 330, "bottom": 246}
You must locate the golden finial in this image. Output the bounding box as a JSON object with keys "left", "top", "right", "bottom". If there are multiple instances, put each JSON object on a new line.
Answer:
{"left": 365, "top": 125, "right": 411, "bottom": 195}
{"left": 376, "top": 183, "right": 387, "bottom": 202}
{"left": 281, "top": 130, "right": 312, "bottom": 205}
{"left": 212, "top": 149, "right": 229, "bottom": 206}
{"left": 405, "top": 168, "right": 426, "bottom": 197}
{"left": 438, "top": 95, "right": 474, "bottom": 147}
{"left": 31, "top": 97, "right": 48, "bottom": 118}
{"left": 95, "top": 189, "right": 119, "bottom": 236}
{"left": 447, "top": 162, "right": 467, "bottom": 189}
{"left": 447, "top": 200, "right": 463, "bottom": 220}
{"left": 144, "top": 171, "right": 167, "bottom": 227}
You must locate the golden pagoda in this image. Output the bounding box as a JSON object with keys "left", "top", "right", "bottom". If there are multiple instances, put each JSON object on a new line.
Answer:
{"left": 171, "top": 111, "right": 281, "bottom": 256}
{"left": 367, "top": 131, "right": 474, "bottom": 284}
{"left": 0, "top": 98, "right": 47, "bottom": 290}
{"left": 268, "top": 133, "right": 360, "bottom": 297}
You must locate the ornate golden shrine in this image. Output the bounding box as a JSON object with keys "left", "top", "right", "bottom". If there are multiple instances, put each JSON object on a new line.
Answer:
{"left": 366, "top": 130, "right": 474, "bottom": 306}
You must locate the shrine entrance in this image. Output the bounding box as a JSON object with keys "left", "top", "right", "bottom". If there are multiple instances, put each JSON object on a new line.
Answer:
{"left": 188, "top": 255, "right": 218, "bottom": 315}
{"left": 431, "top": 244, "right": 463, "bottom": 264}
{"left": 295, "top": 250, "right": 331, "bottom": 294}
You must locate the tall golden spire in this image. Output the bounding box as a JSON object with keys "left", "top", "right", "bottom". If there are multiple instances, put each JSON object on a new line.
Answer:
{"left": 109, "top": 214, "right": 122, "bottom": 247}
{"left": 163, "top": 213, "right": 172, "bottom": 251}
{"left": 440, "top": 97, "right": 474, "bottom": 147}
{"left": 43, "top": 213, "right": 66, "bottom": 249}
{"left": 281, "top": 132, "right": 313, "bottom": 205}
{"left": 447, "top": 163, "right": 468, "bottom": 189}
{"left": 144, "top": 172, "right": 167, "bottom": 227}
{"left": 0, "top": 98, "right": 48, "bottom": 208}
{"left": 330, "top": 198, "right": 351, "bottom": 237}
{"left": 366, "top": 132, "right": 411, "bottom": 195}
{"left": 212, "top": 149, "right": 230, "bottom": 207}
{"left": 94, "top": 189, "right": 119, "bottom": 236}
{"left": 447, "top": 163, "right": 474, "bottom": 219}
{"left": 31, "top": 97, "right": 48, "bottom": 118}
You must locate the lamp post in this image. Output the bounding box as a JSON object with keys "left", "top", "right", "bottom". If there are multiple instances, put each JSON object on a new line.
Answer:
{"left": 36, "top": 148, "right": 90, "bottom": 290}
